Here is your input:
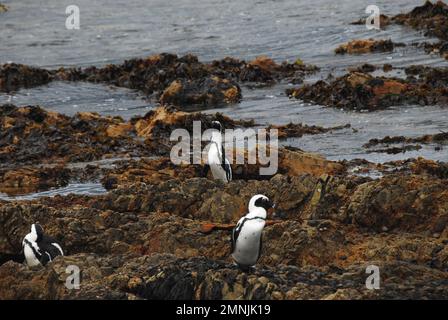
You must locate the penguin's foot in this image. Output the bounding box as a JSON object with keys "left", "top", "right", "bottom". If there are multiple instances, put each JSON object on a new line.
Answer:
{"left": 247, "top": 266, "right": 256, "bottom": 274}
{"left": 236, "top": 264, "right": 256, "bottom": 273}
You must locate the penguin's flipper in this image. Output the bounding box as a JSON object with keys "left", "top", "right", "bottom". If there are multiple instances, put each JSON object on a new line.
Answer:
{"left": 39, "top": 252, "right": 51, "bottom": 266}
{"left": 223, "top": 158, "right": 232, "bottom": 182}
{"left": 231, "top": 217, "right": 246, "bottom": 254}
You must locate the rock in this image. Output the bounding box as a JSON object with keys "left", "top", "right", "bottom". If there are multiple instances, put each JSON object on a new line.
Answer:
{"left": 409, "top": 158, "right": 448, "bottom": 180}
{"left": 344, "top": 175, "right": 448, "bottom": 233}
{"left": 0, "top": 64, "right": 52, "bottom": 92}
{"left": 365, "top": 144, "right": 422, "bottom": 155}
{"left": 267, "top": 123, "right": 351, "bottom": 139}
{"left": 383, "top": 64, "right": 393, "bottom": 72}
{"left": 1, "top": 254, "right": 446, "bottom": 299}
{"left": 392, "top": 1, "right": 448, "bottom": 42}
{"left": 213, "top": 55, "right": 319, "bottom": 84}
{"left": 51, "top": 53, "right": 317, "bottom": 108}
{"left": 351, "top": 14, "right": 391, "bottom": 28}
{"left": 0, "top": 99, "right": 447, "bottom": 299}
{"left": 356, "top": 2, "right": 448, "bottom": 60}
{"left": 0, "top": 104, "right": 148, "bottom": 166}
{"left": 0, "top": 104, "right": 348, "bottom": 197}
{"left": 106, "top": 123, "right": 133, "bottom": 138}
{"left": 0, "top": 104, "right": 256, "bottom": 167}
{"left": 0, "top": 53, "right": 317, "bottom": 109}
{"left": 277, "top": 147, "right": 345, "bottom": 177}
{"left": 0, "top": 164, "right": 447, "bottom": 299}
{"left": 346, "top": 72, "right": 372, "bottom": 87}
{"left": 335, "top": 39, "right": 401, "bottom": 55}
{"left": 159, "top": 77, "right": 241, "bottom": 109}
{"left": 287, "top": 67, "right": 448, "bottom": 111}
{"left": 0, "top": 166, "right": 70, "bottom": 196}
{"left": 348, "top": 64, "right": 377, "bottom": 73}
{"left": 364, "top": 132, "right": 448, "bottom": 148}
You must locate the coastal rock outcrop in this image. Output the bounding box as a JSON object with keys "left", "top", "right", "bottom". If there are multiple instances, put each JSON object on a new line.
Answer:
{"left": 1, "top": 54, "right": 318, "bottom": 109}
{"left": 0, "top": 160, "right": 447, "bottom": 299}
{"left": 0, "top": 64, "right": 52, "bottom": 92}
{"left": 0, "top": 103, "right": 447, "bottom": 300}
{"left": 287, "top": 68, "right": 448, "bottom": 111}
{"left": 335, "top": 39, "right": 402, "bottom": 55}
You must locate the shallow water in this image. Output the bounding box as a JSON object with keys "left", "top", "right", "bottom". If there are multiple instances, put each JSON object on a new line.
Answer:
{"left": 0, "top": 183, "right": 106, "bottom": 201}
{"left": 1, "top": 0, "right": 448, "bottom": 167}
{"left": 211, "top": 85, "right": 448, "bottom": 163}
{"left": 1, "top": 81, "right": 151, "bottom": 119}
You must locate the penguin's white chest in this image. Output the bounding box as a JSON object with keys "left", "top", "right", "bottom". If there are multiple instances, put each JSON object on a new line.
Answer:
{"left": 24, "top": 242, "right": 41, "bottom": 267}
{"left": 232, "top": 220, "right": 265, "bottom": 267}
{"left": 208, "top": 144, "right": 228, "bottom": 182}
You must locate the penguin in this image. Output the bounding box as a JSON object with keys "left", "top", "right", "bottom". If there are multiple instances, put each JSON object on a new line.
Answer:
{"left": 231, "top": 194, "right": 275, "bottom": 271}
{"left": 22, "top": 223, "right": 64, "bottom": 267}
{"left": 204, "top": 120, "right": 232, "bottom": 183}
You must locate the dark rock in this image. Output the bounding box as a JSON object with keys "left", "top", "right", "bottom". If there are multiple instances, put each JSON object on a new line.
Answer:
{"left": 159, "top": 77, "right": 241, "bottom": 110}
{"left": 0, "top": 64, "right": 52, "bottom": 92}
{"left": 393, "top": 1, "right": 448, "bottom": 41}
{"left": 335, "top": 39, "right": 401, "bottom": 55}
{"left": 287, "top": 69, "right": 448, "bottom": 111}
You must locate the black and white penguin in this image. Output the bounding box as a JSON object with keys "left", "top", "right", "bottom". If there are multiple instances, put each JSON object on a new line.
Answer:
{"left": 22, "top": 223, "right": 64, "bottom": 267}
{"left": 206, "top": 120, "right": 232, "bottom": 183}
{"left": 231, "top": 194, "right": 275, "bottom": 271}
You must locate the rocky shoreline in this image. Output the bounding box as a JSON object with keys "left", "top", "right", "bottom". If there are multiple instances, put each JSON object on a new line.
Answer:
{"left": 286, "top": 65, "right": 448, "bottom": 111}
{"left": 0, "top": 102, "right": 447, "bottom": 299}
{"left": 1, "top": 1, "right": 448, "bottom": 300}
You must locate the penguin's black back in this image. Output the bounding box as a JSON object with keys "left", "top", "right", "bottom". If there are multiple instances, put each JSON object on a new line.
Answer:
{"left": 37, "top": 235, "right": 63, "bottom": 265}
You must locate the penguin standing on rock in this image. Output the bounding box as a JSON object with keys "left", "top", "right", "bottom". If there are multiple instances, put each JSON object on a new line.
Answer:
{"left": 22, "top": 223, "right": 64, "bottom": 267}
{"left": 204, "top": 120, "right": 232, "bottom": 183}
{"left": 231, "top": 195, "right": 275, "bottom": 271}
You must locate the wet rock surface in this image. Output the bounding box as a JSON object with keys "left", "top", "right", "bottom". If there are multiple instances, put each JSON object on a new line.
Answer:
{"left": 0, "top": 106, "right": 447, "bottom": 299}
{"left": 392, "top": 1, "right": 448, "bottom": 42}
{"left": 345, "top": 157, "right": 448, "bottom": 181}
{"left": 159, "top": 77, "right": 241, "bottom": 109}
{"left": 335, "top": 39, "right": 403, "bottom": 55}
{"left": 287, "top": 68, "right": 448, "bottom": 111}
{"left": 0, "top": 104, "right": 447, "bottom": 299}
{"left": 0, "top": 104, "right": 349, "bottom": 195}
{"left": 0, "top": 104, "right": 254, "bottom": 168}
{"left": 0, "top": 166, "right": 71, "bottom": 196}
{"left": 1, "top": 54, "right": 318, "bottom": 110}
{"left": 362, "top": 131, "right": 447, "bottom": 154}
{"left": 0, "top": 64, "right": 52, "bottom": 92}
{"left": 415, "top": 41, "right": 448, "bottom": 60}
{"left": 364, "top": 132, "right": 448, "bottom": 148}
{"left": 2, "top": 253, "right": 446, "bottom": 300}
{"left": 351, "top": 1, "right": 448, "bottom": 60}
{"left": 0, "top": 55, "right": 447, "bottom": 298}
{"left": 0, "top": 161, "right": 447, "bottom": 299}
{"left": 0, "top": 104, "right": 148, "bottom": 167}
{"left": 351, "top": 14, "right": 392, "bottom": 28}
{"left": 268, "top": 123, "right": 351, "bottom": 140}
{"left": 366, "top": 144, "right": 423, "bottom": 155}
